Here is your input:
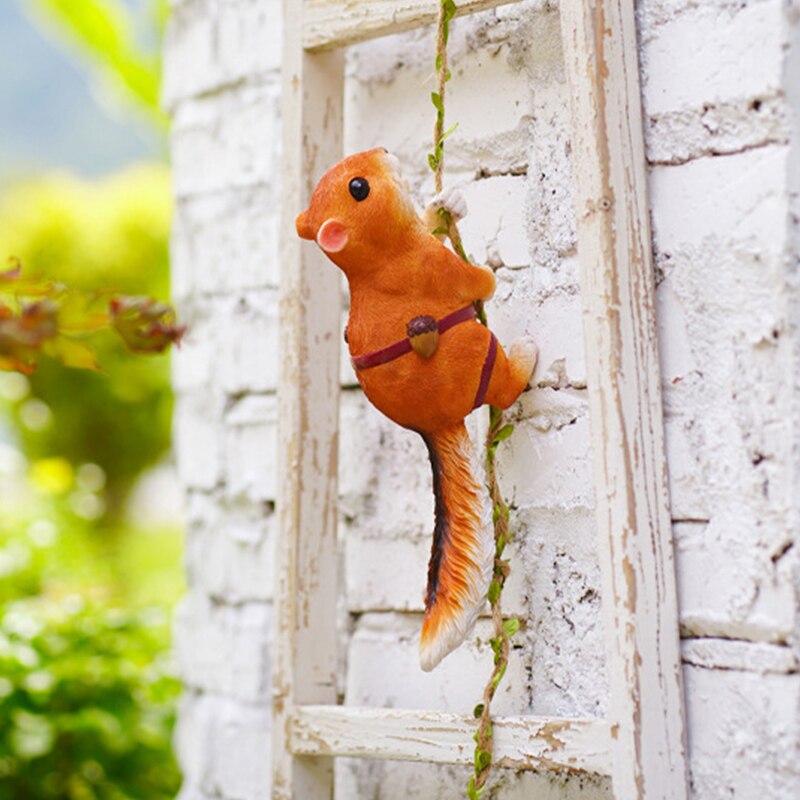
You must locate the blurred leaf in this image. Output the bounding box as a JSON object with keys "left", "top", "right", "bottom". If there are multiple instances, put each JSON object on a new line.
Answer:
{"left": 10, "top": 710, "right": 55, "bottom": 759}
{"left": 56, "top": 292, "right": 110, "bottom": 334}
{"left": 0, "top": 166, "right": 176, "bottom": 519}
{"left": 29, "top": 458, "right": 73, "bottom": 494}
{"left": 22, "top": 0, "right": 165, "bottom": 128}
{"left": 109, "top": 296, "right": 186, "bottom": 355}
{"left": 502, "top": 617, "right": 520, "bottom": 638}
{"left": 42, "top": 338, "right": 100, "bottom": 372}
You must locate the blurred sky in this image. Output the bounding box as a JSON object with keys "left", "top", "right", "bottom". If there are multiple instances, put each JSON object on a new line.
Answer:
{"left": 0, "top": 0, "right": 160, "bottom": 186}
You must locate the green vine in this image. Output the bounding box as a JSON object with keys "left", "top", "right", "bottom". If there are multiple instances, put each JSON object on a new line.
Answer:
{"left": 428, "top": 3, "right": 519, "bottom": 796}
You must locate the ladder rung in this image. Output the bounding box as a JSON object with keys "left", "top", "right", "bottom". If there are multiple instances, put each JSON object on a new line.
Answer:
{"left": 303, "top": 0, "right": 520, "bottom": 51}
{"left": 290, "top": 705, "right": 612, "bottom": 775}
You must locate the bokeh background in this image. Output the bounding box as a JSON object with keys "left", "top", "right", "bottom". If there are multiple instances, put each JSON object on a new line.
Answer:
{"left": 0, "top": 1, "right": 184, "bottom": 797}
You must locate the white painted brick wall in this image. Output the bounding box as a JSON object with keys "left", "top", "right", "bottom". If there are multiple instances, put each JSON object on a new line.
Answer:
{"left": 166, "top": 1, "right": 800, "bottom": 798}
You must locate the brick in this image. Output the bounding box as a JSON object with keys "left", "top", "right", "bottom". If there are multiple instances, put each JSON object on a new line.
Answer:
{"left": 170, "top": 299, "right": 218, "bottom": 392}
{"left": 515, "top": 505, "right": 608, "bottom": 718}
{"left": 640, "top": 0, "right": 785, "bottom": 117}
{"left": 649, "top": 144, "right": 789, "bottom": 255}
{"left": 223, "top": 393, "right": 278, "bottom": 503}
{"left": 175, "top": 692, "right": 271, "bottom": 800}
{"left": 171, "top": 82, "right": 281, "bottom": 198}
{"left": 495, "top": 399, "right": 594, "bottom": 510}
{"left": 163, "top": 0, "right": 282, "bottom": 108}
{"left": 458, "top": 175, "right": 530, "bottom": 267}
{"left": 172, "top": 187, "right": 282, "bottom": 300}
{"left": 175, "top": 592, "right": 272, "bottom": 703}
{"left": 675, "top": 519, "right": 795, "bottom": 642}
{"left": 184, "top": 490, "right": 275, "bottom": 603}
{"left": 217, "top": 291, "right": 279, "bottom": 395}
{"left": 174, "top": 390, "right": 225, "bottom": 490}
{"left": 683, "top": 666, "right": 800, "bottom": 798}
{"left": 489, "top": 265, "right": 586, "bottom": 389}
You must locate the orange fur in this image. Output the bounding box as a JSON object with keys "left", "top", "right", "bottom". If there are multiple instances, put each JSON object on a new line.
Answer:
{"left": 297, "top": 149, "right": 536, "bottom": 669}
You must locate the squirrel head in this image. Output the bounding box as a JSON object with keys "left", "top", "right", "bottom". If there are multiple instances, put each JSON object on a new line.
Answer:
{"left": 296, "top": 148, "right": 422, "bottom": 276}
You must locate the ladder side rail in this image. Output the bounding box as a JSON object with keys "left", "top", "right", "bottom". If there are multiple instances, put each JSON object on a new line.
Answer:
{"left": 273, "top": 1, "right": 345, "bottom": 796}
{"left": 559, "top": 2, "right": 689, "bottom": 798}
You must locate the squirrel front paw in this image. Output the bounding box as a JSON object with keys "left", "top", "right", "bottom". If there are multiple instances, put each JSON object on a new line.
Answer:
{"left": 428, "top": 186, "right": 468, "bottom": 222}
{"left": 423, "top": 186, "right": 468, "bottom": 234}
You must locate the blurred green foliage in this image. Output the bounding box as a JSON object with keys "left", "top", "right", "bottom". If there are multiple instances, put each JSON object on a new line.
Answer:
{"left": 0, "top": 165, "right": 173, "bottom": 520}
{"left": 0, "top": 2, "right": 185, "bottom": 798}
{"left": 22, "top": 0, "right": 167, "bottom": 129}
{"left": 0, "top": 495, "right": 183, "bottom": 799}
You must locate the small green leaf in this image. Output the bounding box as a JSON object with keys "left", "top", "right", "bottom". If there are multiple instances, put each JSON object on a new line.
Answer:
{"left": 466, "top": 775, "right": 484, "bottom": 800}
{"left": 491, "top": 663, "right": 507, "bottom": 690}
{"left": 475, "top": 748, "right": 491, "bottom": 772}
{"left": 487, "top": 580, "right": 501, "bottom": 605}
{"left": 473, "top": 703, "right": 484, "bottom": 719}
{"left": 493, "top": 423, "right": 514, "bottom": 443}
{"left": 428, "top": 153, "right": 438, "bottom": 172}
{"left": 502, "top": 617, "right": 520, "bottom": 638}
{"left": 438, "top": 122, "right": 459, "bottom": 146}
{"left": 442, "top": 0, "right": 458, "bottom": 43}
{"left": 444, "top": 67, "right": 452, "bottom": 82}
{"left": 431, "top": 91, "right": 444, "bottom": 113}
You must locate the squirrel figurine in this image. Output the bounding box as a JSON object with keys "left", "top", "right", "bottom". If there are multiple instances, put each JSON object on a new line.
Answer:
{"left": 296, "top": 148, "right": 537, "bottom": 671}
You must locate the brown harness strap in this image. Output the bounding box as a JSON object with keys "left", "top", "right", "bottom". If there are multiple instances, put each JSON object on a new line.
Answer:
{"left": 349, "top": 303, "right": 497, "bottom": 410}
{"left": 350, "top": 304, "right": 476, "bottom": 370}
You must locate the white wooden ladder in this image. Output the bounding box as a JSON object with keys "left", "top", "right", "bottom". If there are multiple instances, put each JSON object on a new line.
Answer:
{"left": 273, "top": 2, "right": 689, "bottom": 798}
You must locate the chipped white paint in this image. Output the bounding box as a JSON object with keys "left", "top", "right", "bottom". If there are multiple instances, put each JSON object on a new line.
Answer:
{"left": 291, "top": 706, "right": 612, "bottom": 775}
{"left": 560, "top": 1, "right": 689, "bottom": 797}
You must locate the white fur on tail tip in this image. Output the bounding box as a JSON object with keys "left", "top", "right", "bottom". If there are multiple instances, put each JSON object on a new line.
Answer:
{"left": 419, "top": 427, "right": 494, "bottom": 672}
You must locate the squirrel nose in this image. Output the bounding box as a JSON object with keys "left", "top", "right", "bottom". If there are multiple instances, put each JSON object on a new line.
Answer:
{"left": 295, "top": 210, "right": 315, "bottom": 240}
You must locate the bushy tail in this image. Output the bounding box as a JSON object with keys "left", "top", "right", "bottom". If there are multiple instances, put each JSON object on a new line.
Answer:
{"left": 419, "top": 423, "right": 493, "bottom": 671}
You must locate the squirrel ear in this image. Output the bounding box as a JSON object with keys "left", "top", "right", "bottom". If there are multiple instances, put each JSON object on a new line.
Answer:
{"left": 317, "top": 219, "right": 349, "bottom": 253}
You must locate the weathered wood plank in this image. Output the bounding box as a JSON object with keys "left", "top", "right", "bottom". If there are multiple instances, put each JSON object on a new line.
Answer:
{"left": 272, "top": 2, "right": 344, "bottom": 798}
{"left": 303, "top": 0, "right": 520, "bottom": 51}
{"left": 559, "top": 2, "right": 690, "bottom": 798}
{"left": 291, "top": 706, "right": 612, "bottom": 775}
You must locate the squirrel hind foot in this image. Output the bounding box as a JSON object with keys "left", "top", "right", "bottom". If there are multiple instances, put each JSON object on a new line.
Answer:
{"left": 509, "top": 336, "right": 538, "bottom": 385}
{"left": 485, "top": 336, "right": 539, "bottom": 410}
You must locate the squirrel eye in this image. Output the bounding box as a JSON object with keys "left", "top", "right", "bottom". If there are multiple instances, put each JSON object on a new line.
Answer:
{"left": 349, "top": 177, "right": 370, "bottom": 201}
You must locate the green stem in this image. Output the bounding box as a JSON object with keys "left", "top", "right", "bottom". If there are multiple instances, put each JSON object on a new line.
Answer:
{"left": 426, "top": 6, "right": 518, "bottom": 797}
